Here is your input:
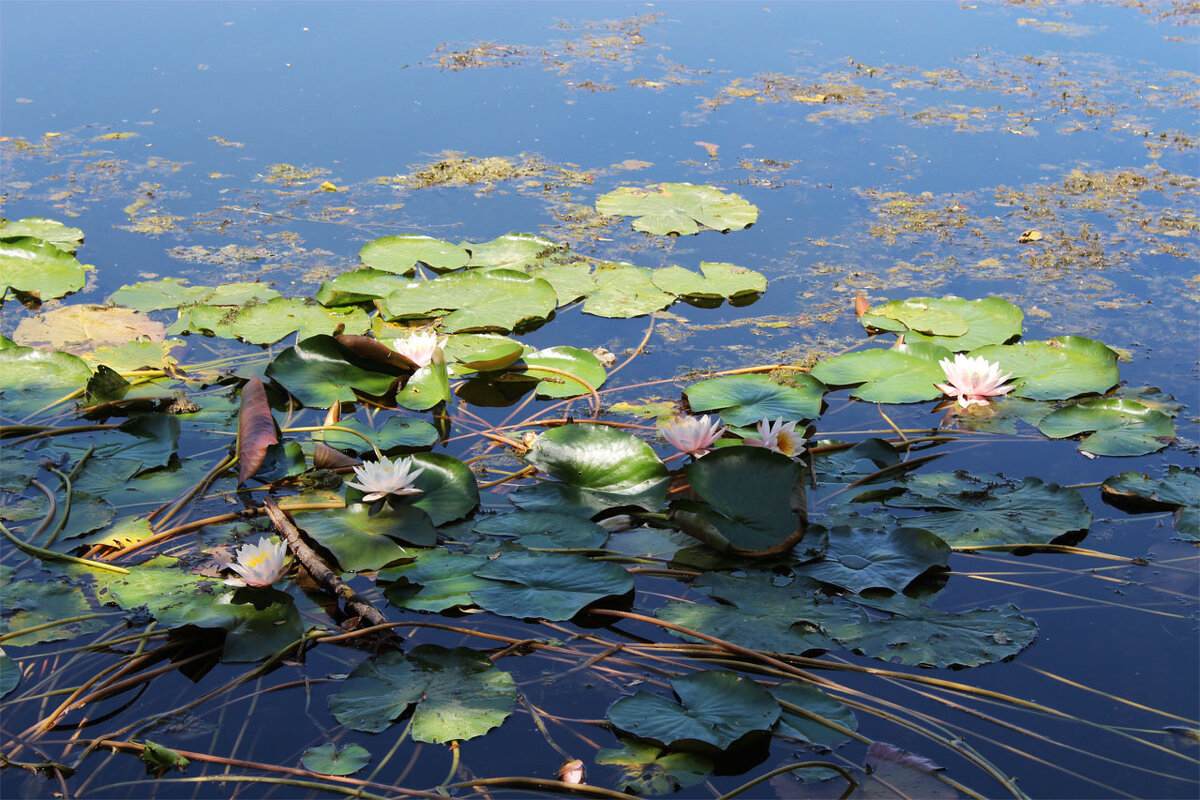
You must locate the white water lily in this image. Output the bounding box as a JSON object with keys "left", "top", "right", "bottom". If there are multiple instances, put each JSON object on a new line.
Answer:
{"left": 390, "top": 330, "right": 446, "bottom": 368}
{"left": 743, "top": 417, "right": 806, "bottom": 457}
{"left": 658, "top": 414, "right": 725, "bottom": 457}
{"left": 225, "top": 537, "right": 289, "bottom": 588}
{"left": 346, "top": 455, "right": 425, "bottom": 501}
{"left": 935, "top": 354, "right": 1015, "bottom": 408}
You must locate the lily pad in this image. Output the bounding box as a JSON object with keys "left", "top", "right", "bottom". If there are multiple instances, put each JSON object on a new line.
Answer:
{"left": 265, "top": 335, "right": 401, "bottom": 408}
{"left": 406, "top": 452, "right": 480, "bottom": 525}
{"left": 208, "top": 297, "right": 370, "bottom": 345}
{"left": 771, "top": 682, "right": 858, "bottom": 746}
{"left": 328, "top": 645, "right": 516, "bottom": 742}
{"left": 464, "top": 233, "right": 562, "bottom": 269}
{"left": 792, "top": 526, "right": 951, "bottom": 593}
{"left": 382, "top": 268, "right": 557, "bottom": 332}
{"left": 315, "top": 269, "right": 412, "bottom": 306}
{"left": 471, "top": 510, "right": 609, "bottom": 549}
{"left": 380, "top": 550, "right": 492, "bottom": 612}
{"left": 1036, "top": 398, "right": 1174, "bottom": 457}
{"left": 973, "top": 336, "right": 1119, "bottom": 401}
{"left": 108, "top": 277, "right": 212, "bottom": 310}
{"left": 471, "top": 550, "right": 634, "bottom": 620}
{"left": 607, "top": 670, "right": 780, "bottom": 750}
{"left": 651, "top": 262, "right": 767, "bottom": 301}
{"left": 396, "top": 351, "right": 452, "bottom": 411}
{"left": 0, "top": 567, "right": 109, "bottom": 646}
{"left": 0, "top": 648, "right": 19, "bottom": 699}
{"left": 582, "top": 264, "right": 676, "bottom": 318}
{"left": 840, "top": 603, "right": 1038, "bottom": 668}
{"left": 523, "top": 423, "right": 670, "bottom": 511}
{"left": 289, "top": 506, "right": 418, "bottom": 570}
{"left": 445, "top": 333, "right": 524, "bottom": 371}
{"left": 596, "top": 183, "right": 759, "bottom": 235}
{"left": 1102, "top": 466, "right": 1199, "bottom": 539}
{"left": 594, "top": 737, "right": 714, "bottom": 796}
{"left": 887, "top": 472, "right": 1092, "bottom": 546}
{"left": 314, "top": 416, "right": 439, "bottom": 454}
{"left": 809, "top": 341, "right": 951, "bottom": 403}
{"left": 301, "top": 743, "right": 370, "bottom": 776}
{"left": 359, "top": 234, "right": 469, "bottom": 274}
{"left": 518, "top": 346, "right": 607, "bottom": 398}
{"left": 0, "top": 337, "right": 92, "bottom": 391}
{"left": 684, "top": 373, "right": 825, "bottom": 426}
{"left": 0, "top": 236, "right": 88, "bottom": 301}
{"left": 0, "top": 217, "right": 84, "bottom": 253}
{"left": 861, "top": 296, "right": 1023, "bottom": 351}
{"left": 13, "top": 305, "right": 165, "bottom": 354}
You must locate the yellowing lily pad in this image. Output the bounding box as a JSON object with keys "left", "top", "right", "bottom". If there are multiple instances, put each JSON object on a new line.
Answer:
{"left": 14, "top": 305, "right": 165, "bottom": 354}
{"left": 595, "top": 183, "right": 759, "bottom": 235}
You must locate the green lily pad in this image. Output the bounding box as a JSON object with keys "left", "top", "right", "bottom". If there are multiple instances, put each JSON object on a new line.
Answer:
{"left": 208, "top": 297, "right": 371, "bottom": 345}
{"left": 887, "top": 472, "right": 1092, "bottom": 546}
{"left": 684, "top": 373, "right": 825, "bottom": 426}
{"left": 595, "top": 183, "right": 759, "bottom": 235}
{"left": 464, "top": 233, "right": 563, "bottom": 269}
{"left": 380, "top": 549, "right": 491, "bottom": 612}
{"left": 301, "top": 743, "right": 371, "bottom": 776}
{"left": 396, "top": 352, "right": 452, "bottom": 411}
{"left": 0, "top": 567, "right": 108, "bottom": 646}
{"left": 594, "top": 737, "right": 714, "bottom": 796}
{"left": 406, "top": 452, "right": 480, "bottom": 525}
{"left": 973, "top": 336, "right": 1119, "bottom": 401}
{"left": 656, "top": 572, "right": 862, "bottom": 655}
{"left": 861, "top": 296, "right": 1023, "bottom": 351}
{"left": 671, "top": 447, "right": 805, "bottom": 553}
{"left": 811, "top": 438, "right": 902, "bottom": 485}
{"left": 0, "top": 236, "right": 88, "bottom": 301}
{"left": 470, "top": 550, "right": 634, "bottom": 620}
{"left": 1036, "top": 398, "right": 1174, "bottom": 457}
{"left": 607, "top": 670, "right": 780, "bottom": 750}
{"left": 582, "top": 264, "right": 676, "bottom": 318}
{"left": 0, "top": 648, "right": 19, "bottom": 699}
{"left": 471, "top": 510, "right": 609, "bottom": 549}
{"left": 316, "top": 269, "right": 412, "bottom": 306}
{"left": 651, "top": 262, "right": 767, "bottom": 301}
{"left": 809, "top": 341, "right": 951, "bottom": 403}
{"left": 314, "top": 416, "right": 439, "bottom": 454}
{"left": 108, "top": 277, "right": 212, "bottom": 311}
{"left": 518, "top": 346, "right": 607, "bottom": 398}
{"left": 359, "top": 234, "right": 469, "bottom": 274}
{"left": 523, "top": 423, "right": 670, "bottom": 511}
{"left": 0, "top": 337, "right": 92, "bottom": 392}
{"left": 328, "top": 645, "right": 516, "bottom": 742}
{"left": 382, "top": 268, "right": 557, "bottom": 332}
{"left": 792, "top": 526, "right": 950, "bottom": 593}
{"left": 771, "top": 682, "right": 858, "bottom": 746}
{"left": 445, "top": 333, "right": 524, "bottom": 371}
{"left": 0, "top": 217, "right": 84, "bottom": 253}
{"left": 290, "top": 507, "right": 417, "bottom": 570}
{"left": 265, "top": 335, "right": 401, "bottom": 408}
{"left": 1102, "top": 466, "right": 1199, "bottom": 539}
{"left": 529, "top": 261, "right": 595, "bottom": 305}
{"left": 840, "top": 603, "right": 1038, "bottom": 668}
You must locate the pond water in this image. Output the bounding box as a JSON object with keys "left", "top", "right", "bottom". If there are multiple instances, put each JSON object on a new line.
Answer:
{"left": 1, "top": 2, "right": 1197, "bottom": 799}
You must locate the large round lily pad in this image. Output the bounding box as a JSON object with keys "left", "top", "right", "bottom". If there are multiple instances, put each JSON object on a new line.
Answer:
{"left": 684, "top": 373, "right": 825, "bottom": 426}
{"left": 0, "top": 217, "right": 84, "bottom": 253}
{"left": 809, "top": 341, "right": 951, "bottom": 403}
{"left": 523, "top": 423, "right": 670, "bottom": 509}
{"left": 792, "top": 526, "right": 950, "bottom": 593}
{"left": 1036, "top": 398, "right": 1174, "bottom": 457}
{"left": 359, "top": 234, "right": 469, "bottom": 274}
{"left": 652, "top": 262, "right": 767, "bottom": 301}
{"left": 861, "top": 296, "right": 1023, "bottom": 351}
{"left": 382, "top": 268, "right": 557, "bottom": 332}
{"left": 973, "top": 336, "right": 1119, "bottom": 401}
{"left": 470, "top": 549, "right": 634, "bottom": 620}
{"left": 840, "top": 603, "right": 1038, "bottom": 668}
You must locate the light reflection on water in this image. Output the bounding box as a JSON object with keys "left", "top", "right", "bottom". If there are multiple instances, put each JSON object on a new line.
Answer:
{"left": 1, "top": 2, "right": 1196, "bottom": 798}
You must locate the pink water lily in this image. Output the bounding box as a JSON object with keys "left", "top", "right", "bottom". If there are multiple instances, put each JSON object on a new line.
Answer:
{"left": 935, "top": 354, "right": 1015, "bottom": 408}
{"left": 225, "top": 537, "right": 289, "bottom": 588}
{"left": 658, "top": 414, "right": 725, "bottom": 457}
{"left": 346, "top": 455, "right": 425, "bottom": 501}
{"left": 389, "top": 330, "right": 446, "bottom": 368}
{"left": 743, "top": 417, "right": 807, "bottom": 457}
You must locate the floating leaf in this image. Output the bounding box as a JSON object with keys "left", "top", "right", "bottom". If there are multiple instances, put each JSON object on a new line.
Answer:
{"left": 840, "top": 604, "right": 1038, "bottom": 668}
{"left": 293, "top": 503, "right": 431, "bottom": 563}
{"left": 14, "top": 305, "right": 165, "bottom": 354}
{"left": 1102, "top": 466, "right": 1199, "bottom": 539}
{"left": 1037, "top": 398, "right": 1174, "bottom": 457}
{"left": 595, "top": 183, "right": 758, "bottom": 235}
{"left": 582, "top": 265, "right": 675, "bottom": 318}
{"left": 380, "top": 550, "right": 491, "bottom": 612}
{"left": 360, "top": 234, "right": 469, "bottom": 274}
{"left": 406, "top": 452, "right": 480, "bottom": 525}
{"left": 445, "top": 333, "right": 524, "bottom": 372}
{"left": 472, "top": 510, "right": 609, "bottom": 549}
{"left": 651, "top": 262, "right": 766, "bottom": 301}
{"left": 471, "top": 550, "right": 633, "bottom": 620}
{"left": 329, "top": 645, "right": 516, "bottom": 742}
{"left": 265, "top": 335, "right": 401, "bottom": 408}
{"left": 316, "top": 269, "right": 412, "bottom": 306}
{"left": 0, "top": 568, "right": 108, "bottom": 646}
{"left": 861, "top": 296, "right": 1023, "bottom": 351}
{"left": 396, "top": 351, "right": 452, "bottom": 411}
{"left": 0, "top": 236, "right": 87, "bottom": 301}
{"left": 224, "top": 297, "right": 371, "bottom": 345}
{"left": 518, "top": 346, "right": 607, "bottom": 398}
{"left": 523, "top": 423, "right": 670, "bottom": 512}
{"left": 236, "top": 378, "right": 278, "bottom": 484}
{"left": 771, "top": 682, "right": 858, "bottom": 746}
{"left": 0, "top": 217, "right": 84, "bottom": 253}
{"left": 888, "top": 472, "right": 1092, "bottom": 546}
{"left": 314, "top": 416, "right": 438, "bottom": 454}
{"left": 301, "top": 743, "right": 370, "bottom": 776}
{"left": 973, "top": 336, "right": 1119, "bottom": 401}
{"left": 0, "top": 648, "right": 19, "bottom": 699}
{"left": 529, "top": 261, "right": 594, "bottom": 305}
{"left": 464, "top": 233, "right": 563, "bottom": 270}
{"left": 809, "top": 341, "right": 951, "bottom": 403}
{"left": 108, "top": 277, "right": 211, "bottom": 310}
{"left": 858, "top": 742, "right": 958, "bottom": 799}
{"left": 594, "top": 738, "right": 713, "bottom": 796}
{"left": 684, "top": 373, "right": 825, "bottom": 426}
{"left": 793, "top": 526, "right": 950, "bottom": 593}
{"left": 607, "top": 670, "right": 780, "bottom": 750}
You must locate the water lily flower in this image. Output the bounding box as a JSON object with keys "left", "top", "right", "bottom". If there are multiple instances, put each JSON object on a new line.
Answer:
{"left": 346, "top": 455, "right": 425, "bottom": 501}
{"left": 225, "top": 537, "right": 289, "bottom": 588}
{"left": 390, "top": 330, "right": 446, "bottom": 368}
{"left": 935, "top": 354, "right": 1015, "bottom": 408}
{"left": 558, "top": 759, "right": 585, "bottom": 785}
{"left": 743, "top": 417, "right": 807, "bottom": 457}
{"left": 658, "top": 414, "right": 725, "bottom": 457}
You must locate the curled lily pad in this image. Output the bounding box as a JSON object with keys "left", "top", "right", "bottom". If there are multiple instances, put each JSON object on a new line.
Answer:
{"left": 684, "top": 373, "right": 825, "bottom": 426}
{"left": 359, "top": 234, "right": 469, "bottom": 274}
{"left": 607, "top": 670, "right": 780, "bottom": 750}
{"left": 265, "top": 335, "right": 401, "bottom": 408}
{"left": 328, "top": 645, "right": 516, "bottom": 742}
{"left": 396, "top": 351, "right": 452, "bottom": 411}
{"left": 595, "top": 183, "right": 759, "bottom": 235}
{"left": 888, "top": 472, "right": 1092, "bottom": 546}
{"left": 861, "top": 296, "right": 1023, "bottom": 351}
{"left": 1102, "top": 466, "right": 1198, "bottom": 539}
{"left": 1037, "top": 398, "right": 1174, "bottom": 457}
{"left": 445, "top": 333, "right": 524, "bottom": 371}
{"left": 810, "top": 341, "right": 951, "bottom": 403}
{"left": 0, "top": 236, "right": 88, "bottom": 301}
